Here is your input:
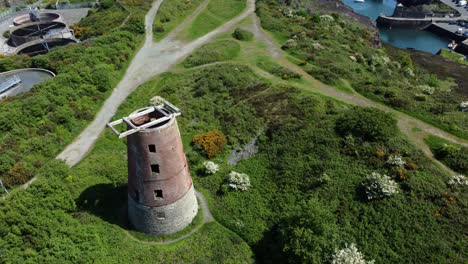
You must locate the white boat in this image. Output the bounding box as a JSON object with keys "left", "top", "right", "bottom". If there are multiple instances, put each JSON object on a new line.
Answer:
{"left": 354, "top": 0, "right": 365, "bottom": 3}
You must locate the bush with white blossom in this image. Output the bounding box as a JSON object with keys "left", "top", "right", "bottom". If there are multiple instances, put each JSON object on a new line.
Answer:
{"left": 386, "top": 154, "right": 406, "bottom": 167}
{"left": 460, "top": 101, "right": 468, "bottom": 112}
{"left": 203, "top": 161, "right": 219, "bottom": 174}
{"left": 448, "top": 175, "right": 468, "bottom": 188}
{"left": 363, "top": 172, "right": 399, "bottom": 200}
{"left": 226, "top": 171, "right": 251, "bottom": 191}
{"left": 332, "top": 244, "right": 374, "bottom": 264}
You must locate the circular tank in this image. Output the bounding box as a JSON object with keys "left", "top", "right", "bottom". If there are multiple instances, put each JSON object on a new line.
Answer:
{"left": 13, "top": 12, "right": 61, "bottom": 26}
{"left": 10, "top": 21, "right": 67, "bottom": 47}
{"left": 0, "top": 68, "right": 55, "bottom": 99}
{"left": 15, "top": 38, "right": 77, "bottom": 56}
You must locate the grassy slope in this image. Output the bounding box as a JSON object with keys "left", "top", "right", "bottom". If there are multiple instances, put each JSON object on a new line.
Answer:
{"left": 180, "top": 0, "right": 246, "bottom": 40}
{"left": 4, "top": 30, "right": 466, "bottom": 263}
{"left": 152, "top": 0, "right": 205, "bottom": 41}
{"left": 0, "top": 0, "right": 152, "bottom": 189}
{"left": 439, "top": 48, "right": 468, "bottom": 66}
{"left": 1, "top": 2, "right": 467, "bottom": 264}
{"left": 256, "top": 0, "right": 468, "bottom": 140}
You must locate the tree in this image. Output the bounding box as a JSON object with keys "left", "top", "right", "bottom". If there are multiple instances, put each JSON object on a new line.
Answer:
{"left": 335, "top": 107, "right": 397, "bottom": 142}
{"left": 279, "top": 199, "right": 338, "bottom": 263}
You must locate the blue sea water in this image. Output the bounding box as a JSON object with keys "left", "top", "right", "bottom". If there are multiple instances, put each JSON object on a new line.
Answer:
{"left": 341, "top": 0, "right": 450, "bottom": 54}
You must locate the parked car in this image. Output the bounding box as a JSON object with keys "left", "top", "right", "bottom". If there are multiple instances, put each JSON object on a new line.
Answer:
{"left": 463, "top": 31, "right": 468, "bottom": 37}
{"left": 449, "top": 20, "right": 458, "bottom": 25}
{"left": 456, "top": 27, "right": 463, "bottom": 34}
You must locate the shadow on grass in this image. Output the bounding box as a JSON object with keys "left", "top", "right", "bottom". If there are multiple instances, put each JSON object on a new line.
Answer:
{"left": 253, "top": 225, "right": 288, "bottom": 264}
{"left": 76, "top": 183, "right": 129, "bottom": 228}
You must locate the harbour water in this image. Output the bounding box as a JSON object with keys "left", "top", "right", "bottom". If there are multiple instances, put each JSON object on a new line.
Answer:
{"left": 342, "top": 0, "right": 450, "bottom": 54}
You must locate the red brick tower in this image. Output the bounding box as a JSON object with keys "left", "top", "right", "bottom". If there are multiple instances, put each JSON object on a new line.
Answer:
{"left": 107, "top": 97, "right": 198, "bottom": 235}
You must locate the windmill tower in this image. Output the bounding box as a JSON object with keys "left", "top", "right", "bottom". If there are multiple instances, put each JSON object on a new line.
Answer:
{"left": 107, "top": 97, "right": 198, "bottom": 235}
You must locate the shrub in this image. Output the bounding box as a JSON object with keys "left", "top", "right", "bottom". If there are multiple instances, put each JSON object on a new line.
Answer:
{"left": 154, "top": 25, "right": 165, "bottom": 33}
{"left": 123, "top": 16, "right": 145, "bottom": 34}
{"left": 386, "top": 155, "right": 406, "bottom": 167}
{"left": 193, "top": 130, "right": 227, "bottom": 158}
{"left": 3, "top": 162, "right": 34, "bottom": 187}
{"left": 362, "top": 172, "right": 399, "bottom": 200}
{"left": 375, "top": 150, "right": 385, "bottom": 158}
{"left": 448, "top": 175, "right": 468, "bottom": 188}
{"left": 332, "top": 244, "right": 375, "bottom": 264}
{"left": 226, "top": 171, "right": 251, "bottom": 191}
{"left": 232, "top": 28, "right": 254, "bottom": 41}
{"left": 335, "top": 107, "right": 397, "bottom": 142}
{"left": 460, "top": 101, "right": 468, "bottom": 112}
{"left": 433, "top": 143, "right": 467, "bottom": 174}
{"left": 203, "top": 161, "right": 219, "bottom": 174}
{"left": 280, "top": 199, "right": 338, "bottom": 263}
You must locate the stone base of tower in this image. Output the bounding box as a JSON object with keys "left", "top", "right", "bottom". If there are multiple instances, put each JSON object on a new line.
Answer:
{"left": 128, "top": 185, "right": 198, "bottom": 236}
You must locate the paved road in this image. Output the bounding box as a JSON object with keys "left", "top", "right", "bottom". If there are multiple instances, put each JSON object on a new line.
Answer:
{"left": 56, "top": 0, "right": 255, "bottom": 167}
{"left": 440, "top": 0, "right": 468, "bottom": 17}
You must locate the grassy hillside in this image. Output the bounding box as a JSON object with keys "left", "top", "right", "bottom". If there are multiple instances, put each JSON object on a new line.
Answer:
{"left": 0, "top": 0, "right": 151, "bottom": 188}
{"left": 0, "top": 0, "right": 467, "bottom": 263}
{"left": 256, "top": 0, "right": 468, "bottom": 140}
{"left": 2, "top": 55, "right": 465, "bottom": 262}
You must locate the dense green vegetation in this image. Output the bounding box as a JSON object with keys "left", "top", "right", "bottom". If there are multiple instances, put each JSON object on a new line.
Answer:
{"left": 256, "top": 0, "right": 468, "bottom": 139}
{"left": 3, "top": 59, "right": 463, "bottom": 263}
{"left": 153, "top": 0, "right": 205, "bottom": 40}
{"left": 182, "top": 0, "right": 246, "bottom": 40}
{"left": 425, "top": 135, "right": 467, "bottom": 174}
{"left": 183, "top": 40, "right": 240, "bottom": 67}
{"left": 0, "top": 160, "right": 252, "bottom": 262}
{"left": 1, "top": 0, "right": 467, "bottom": 263}
{"left": 0, "top": 0, "right": 150, "bottom": 188}
{"left": 232, "top": 27, "right": 254, "bottom": 41}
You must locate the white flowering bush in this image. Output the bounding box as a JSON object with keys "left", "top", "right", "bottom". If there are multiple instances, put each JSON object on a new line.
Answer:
{"left": 460, "top": 101, "right": 468, "bottom": 112}
{"left": 203, "top": 161, "right": 219, "bottom": 174}
{"left": 332, "top": 244, "right": 374, "bottom": 264}
{"left": 421, "top": 85, "right": 435, "bottom": 95}
{"left": 448, "top": 175, "right": 468, "bottom": 188}
{"left": 386, "top": 155, "right": 406, "bottom": 167}
{"left": 226, "top": 171, "right": 251, "bottom": 191}
{"left": 363, "top": 172, "right": 399, "bottom": 200}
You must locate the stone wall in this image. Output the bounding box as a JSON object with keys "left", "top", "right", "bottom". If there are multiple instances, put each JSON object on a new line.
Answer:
{"left": 128, "top": 185, "right": 198, "bottom": 235}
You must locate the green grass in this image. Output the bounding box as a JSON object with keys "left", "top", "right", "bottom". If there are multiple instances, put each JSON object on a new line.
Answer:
{"left": 255, "top": 56, "right": 301, "bottom": 80}
{"left": 183, "top": 39, "right": 241, "bottom": 67}
{"left": 181, "top": 0, "right": 246, "bottom": 40}
{"left": 153, "top": 0, "right": 205, "bottom": 41}
{"left": 439, "top": 48, "right": 468, "bottom": 65}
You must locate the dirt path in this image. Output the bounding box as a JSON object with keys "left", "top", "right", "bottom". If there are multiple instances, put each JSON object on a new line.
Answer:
{"left": 56, "top": 0, "right": 255, "bottom": 167}
{"left": 123, "top": 190, "right": 214, "bottom": 245}
{"left": 250, "top": 14, "right": 467, "bottom": 175}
